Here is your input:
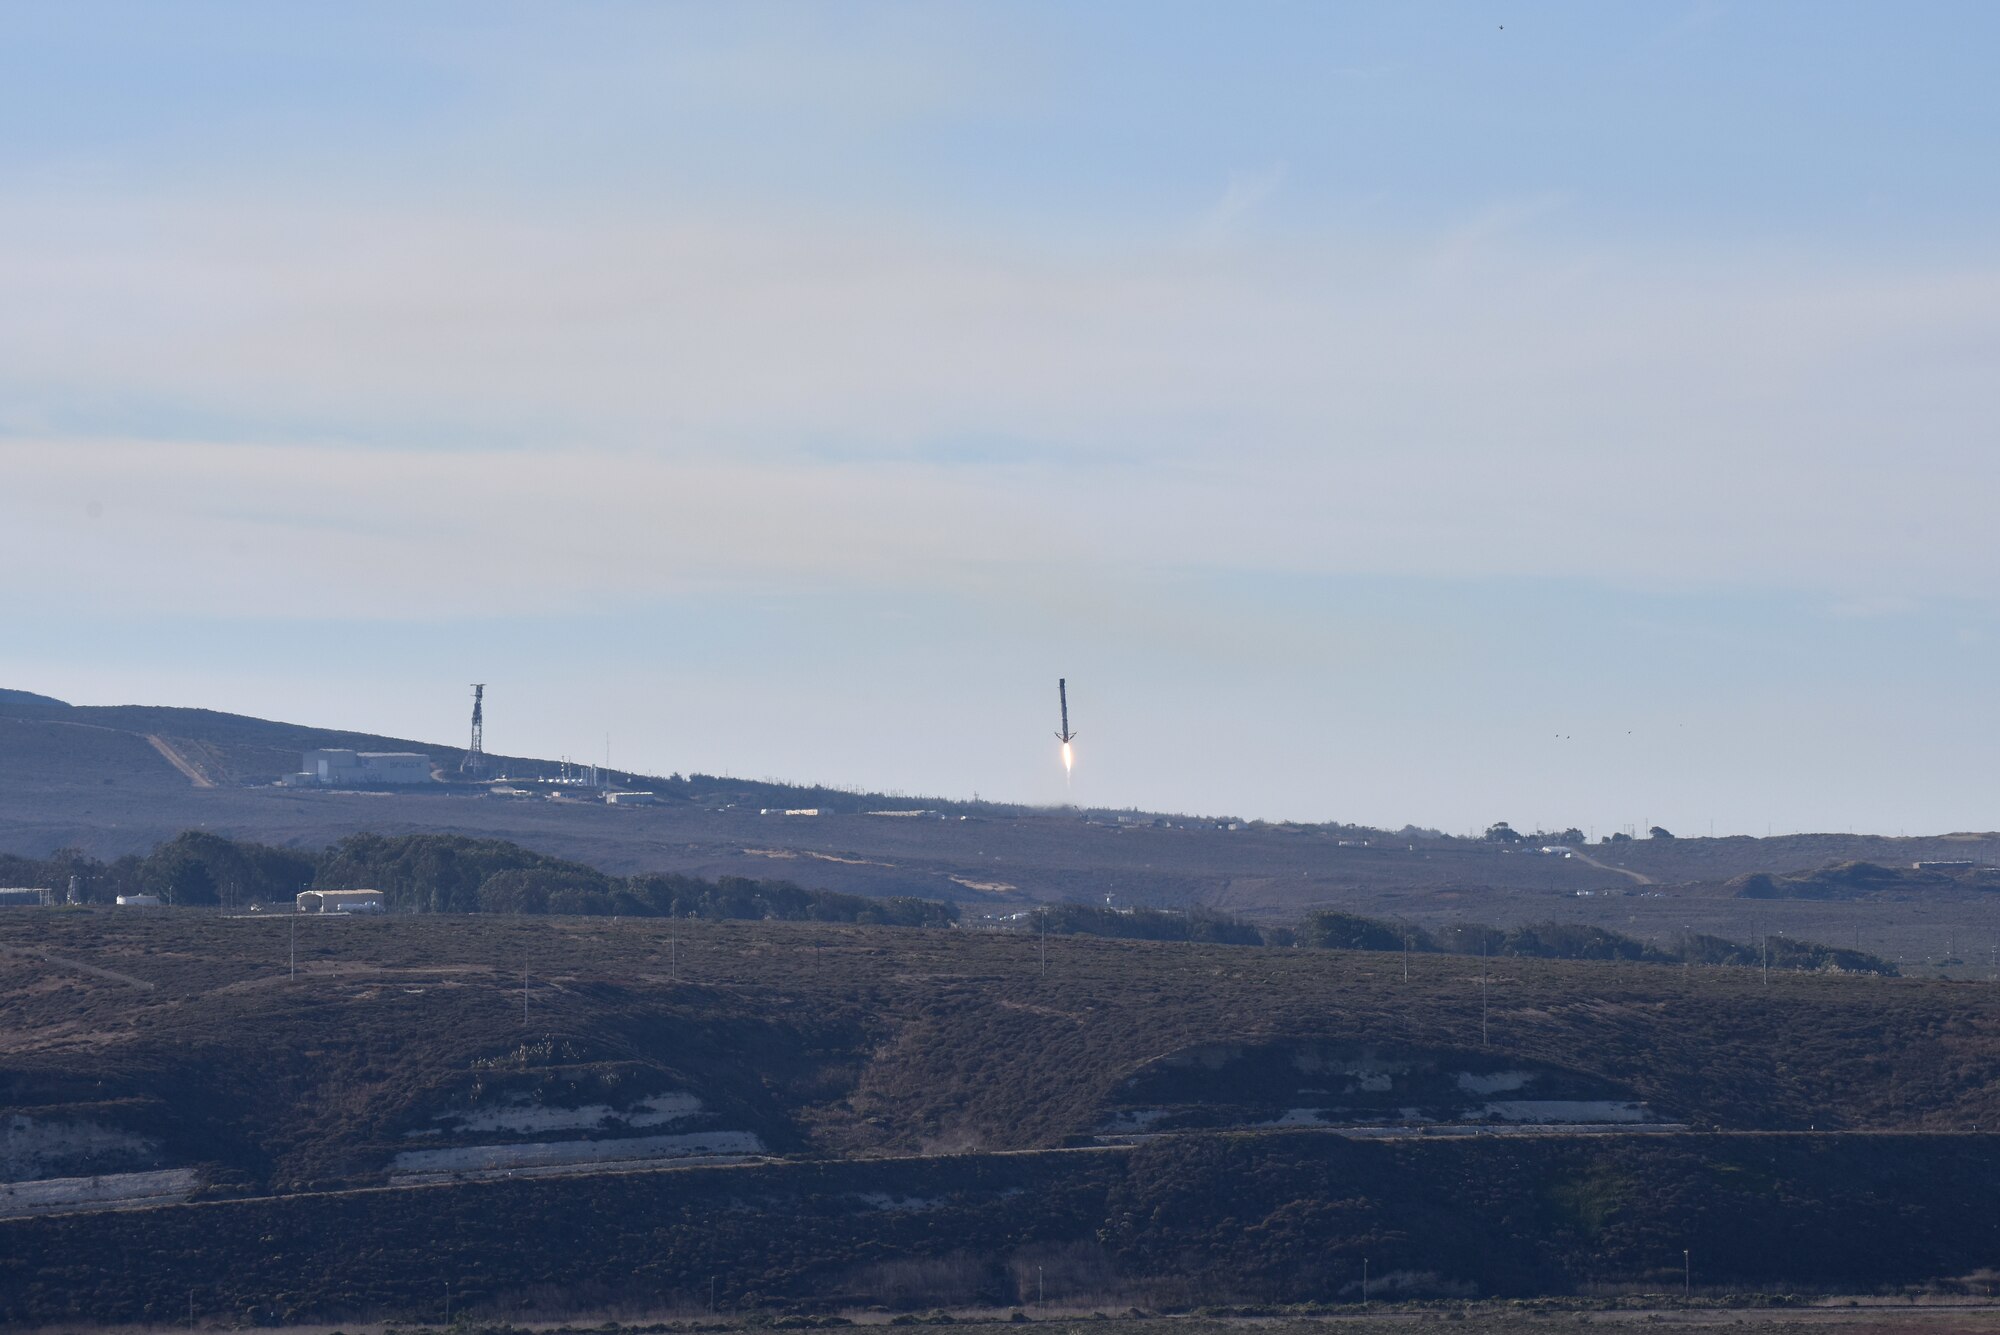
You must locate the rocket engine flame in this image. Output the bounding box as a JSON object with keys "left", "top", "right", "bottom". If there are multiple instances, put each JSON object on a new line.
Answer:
{"left": 1055, "top": 678, "right": 1078, "bottom": 785}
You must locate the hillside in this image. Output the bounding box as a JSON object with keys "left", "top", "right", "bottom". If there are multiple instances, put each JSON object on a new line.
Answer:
{"left": 4, "top": 907, "right": 2000, "bottom": 1321}
{"left": 5, "top": 688, "right": 2000, "bottom": 972}
{"left": 4, "top": 910, "right": 1996, "bottom": 1181}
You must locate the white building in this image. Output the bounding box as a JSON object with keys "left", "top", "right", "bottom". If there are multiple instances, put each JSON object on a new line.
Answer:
{"left": 115, "top": 894, "right": 163, "bottom": 907}
{"left": 604, "top": 791, "right": 659, "bottom": 805}
{"left": 296, "top": 889, "right": 387, "bottom": 914}
{"left": 296, "top": 749, "right": 433, "bottom": 786}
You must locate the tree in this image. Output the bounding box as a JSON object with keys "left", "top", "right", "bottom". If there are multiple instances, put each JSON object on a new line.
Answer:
{"left": 145, "top": 848, "right": 218, "bottom": 905}
{"left": 1484, "top": 822, "right": 1521, "bottom": 843}
{"left": 1300, "top": 911, "right": 1414, "bottom": 952}
{"left": 1648, "top": 826, "right": 1676, "bottom": 840}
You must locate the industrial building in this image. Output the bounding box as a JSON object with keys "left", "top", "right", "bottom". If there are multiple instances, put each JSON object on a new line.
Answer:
{"left": 296, "top": 889, "right": 386, "bottom": 914}
{"left": 0, "top": 888, "right": 49, "bottom": 907}
{"left": 293, "top": 749, "right": 433, "bottom": 786}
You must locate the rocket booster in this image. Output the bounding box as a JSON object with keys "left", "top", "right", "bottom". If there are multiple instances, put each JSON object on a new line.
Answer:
{"left": 1055, "top": 678, "right": 1077, "bottom": 743}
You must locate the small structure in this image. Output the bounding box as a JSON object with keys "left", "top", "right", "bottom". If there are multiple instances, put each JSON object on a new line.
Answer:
{"left": 291, "top": 749, "right": 433, "bottom": 786}
{"left": 296, "top": 889, "right": 387, "bottom": 914}
{"left": 0, "top": 887, "right": 49, "bottom": 907}
{"left": 114, "top": 894, "right": 163, "bottom": 907}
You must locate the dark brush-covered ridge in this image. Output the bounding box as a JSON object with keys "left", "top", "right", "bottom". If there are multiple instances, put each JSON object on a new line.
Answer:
{"left": 1, "top": 911, "right": 1993, "bottom": 1180}
{"left": 3, "top": 909, "right": 2000, "bottom": 1322}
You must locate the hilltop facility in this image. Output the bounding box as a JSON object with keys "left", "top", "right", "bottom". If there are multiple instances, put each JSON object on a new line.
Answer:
{"left": 292, "top": 749, "right": 433, "bottom": 786}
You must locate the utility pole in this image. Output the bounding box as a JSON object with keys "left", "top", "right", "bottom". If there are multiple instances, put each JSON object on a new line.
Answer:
{"left": 522, "top": 962, "right": 529, "bottom": 1028}
{"left": 1481, "top": 938, "right": 1490, "bottom": 1047}
{"left": 1683, "top": 1248, "right": 1690, "bottom": 1298}
{"left": 1039, "top": 910, "right": 1047, "bottom": 976}
{"left": 1362, "top": 1257, "right": 1370, "bottom": 1302}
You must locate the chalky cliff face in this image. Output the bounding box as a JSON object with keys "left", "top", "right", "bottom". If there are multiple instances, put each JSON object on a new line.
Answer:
{"left": 1101, "top": 1041, "right": 1666, "bottom": 1135}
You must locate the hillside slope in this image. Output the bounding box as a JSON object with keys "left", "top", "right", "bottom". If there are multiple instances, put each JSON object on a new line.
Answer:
{"left": 5, "top": 909, "right": 2000, "bottom": 1321}
{"left": 4, "top": 909, "right": 1995, "bottom": 1192}
{"left": 5, "top": 687, "right": 2000, "bottom": 951}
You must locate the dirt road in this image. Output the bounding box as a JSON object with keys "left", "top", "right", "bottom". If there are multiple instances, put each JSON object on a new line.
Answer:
{"left": 144, "top": 734, "right": 214, "bottom": 788}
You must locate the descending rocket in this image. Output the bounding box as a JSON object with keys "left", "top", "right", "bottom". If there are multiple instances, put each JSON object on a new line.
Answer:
{"left": 1055, "top": 678, "right": 1077, "bottom": 778}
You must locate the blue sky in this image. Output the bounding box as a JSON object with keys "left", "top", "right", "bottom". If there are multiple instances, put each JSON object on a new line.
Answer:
{"left": 4, "top": 2, "right": 1999, "bottom": 832}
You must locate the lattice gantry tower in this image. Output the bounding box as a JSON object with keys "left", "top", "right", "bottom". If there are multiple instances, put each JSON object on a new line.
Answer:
{"left": 462, "top": 683, "right": 486, "bottom": 777}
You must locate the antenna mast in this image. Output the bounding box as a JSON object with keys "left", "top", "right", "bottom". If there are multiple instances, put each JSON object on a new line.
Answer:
{"left": 462, "top": 684, "right": 486, "bottom": 778}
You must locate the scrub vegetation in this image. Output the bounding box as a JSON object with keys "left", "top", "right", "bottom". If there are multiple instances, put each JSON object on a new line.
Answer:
{"left": 0, "top": 832, "right": 1894, "bottom": 975}
{"left": 1, "top": 906, "right": 1994, "bottom": 1322}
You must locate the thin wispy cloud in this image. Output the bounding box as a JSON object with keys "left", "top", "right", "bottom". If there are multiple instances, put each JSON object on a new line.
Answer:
{"left": 6, "top": 2, "right": 2000, "bottom": 829}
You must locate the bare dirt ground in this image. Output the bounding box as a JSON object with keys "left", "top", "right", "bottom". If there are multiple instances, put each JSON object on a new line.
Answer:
{"left": 142, "top": 734, "right": 214, "bottom": 788}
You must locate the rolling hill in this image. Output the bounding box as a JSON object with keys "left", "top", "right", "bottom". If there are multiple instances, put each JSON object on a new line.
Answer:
{"left": 5, "top": 907, "right": 2000, "bottom": 1321}
{"left": 4, "top": 687, "right": 1999, "bottom": 968}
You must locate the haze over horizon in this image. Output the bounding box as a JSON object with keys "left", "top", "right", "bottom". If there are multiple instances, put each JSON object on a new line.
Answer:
{"left": 5, "top": 3, "right": 1999, "bottom": 836}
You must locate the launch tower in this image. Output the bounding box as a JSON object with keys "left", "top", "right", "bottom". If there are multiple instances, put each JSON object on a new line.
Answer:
{"left": 462, "top": 683, "right": 486, "bottom": 778}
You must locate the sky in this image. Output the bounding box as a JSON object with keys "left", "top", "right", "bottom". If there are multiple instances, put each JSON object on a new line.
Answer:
{"left": 4, "top": 1, "right": 1999, "bottom": 835}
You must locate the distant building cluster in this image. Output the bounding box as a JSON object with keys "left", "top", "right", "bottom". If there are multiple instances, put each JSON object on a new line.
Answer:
{"left": 291, "top": 749, "right": 433, "bottom": 787}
